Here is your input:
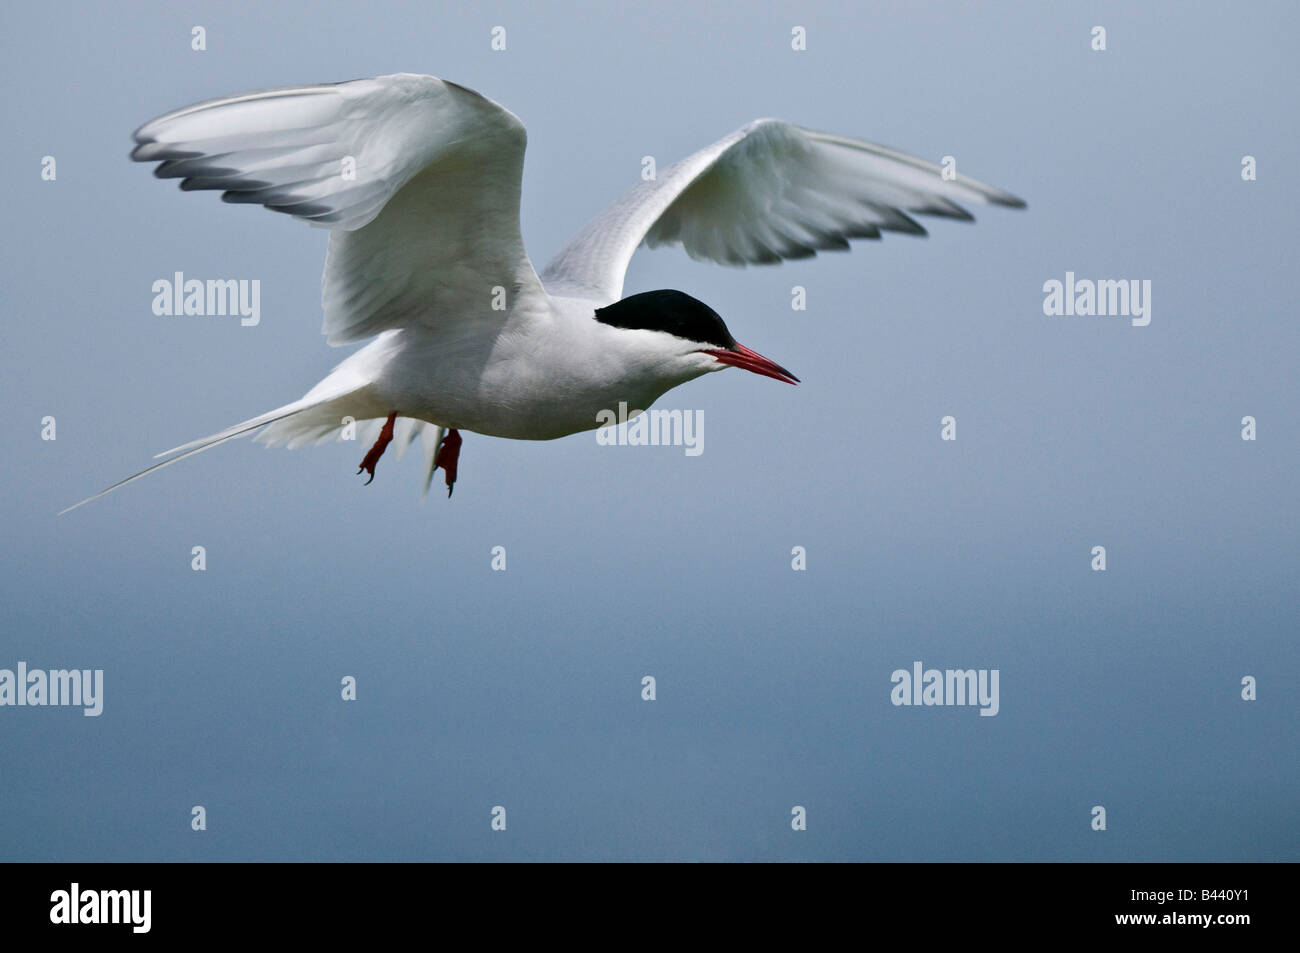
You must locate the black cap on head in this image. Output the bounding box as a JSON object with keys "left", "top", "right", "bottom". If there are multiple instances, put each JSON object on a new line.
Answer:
{"left": 594, "top": 290, "right": 736, "bottom": 350}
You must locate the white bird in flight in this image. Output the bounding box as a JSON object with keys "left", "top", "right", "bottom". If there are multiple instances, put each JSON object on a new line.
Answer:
{"left": 63, "top": 72, "right": 1024, "bottom": 513}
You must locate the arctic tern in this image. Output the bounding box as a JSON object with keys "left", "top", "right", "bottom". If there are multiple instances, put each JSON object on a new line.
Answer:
{"left": 62, "top": 72, "right": 1024, "bottom": 512}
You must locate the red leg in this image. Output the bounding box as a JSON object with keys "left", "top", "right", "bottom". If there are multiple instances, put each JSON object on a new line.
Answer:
{"left": 434, "top": 428, "right": 462, "bottom": 497}
{"left": 357, "top": 411, "right": 398, "bottom": 485}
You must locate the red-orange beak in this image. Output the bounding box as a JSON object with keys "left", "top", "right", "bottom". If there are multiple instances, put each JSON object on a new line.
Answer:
{"left": 701, "top": 343, "right": 799, "bottom": 385}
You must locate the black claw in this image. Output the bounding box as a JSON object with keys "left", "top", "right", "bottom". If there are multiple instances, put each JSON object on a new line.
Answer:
{"left": 358, "top": 468, "right": 375, "bottom": 486}
{"left": 447, "top": 484, "right": 454, "bottom": 498}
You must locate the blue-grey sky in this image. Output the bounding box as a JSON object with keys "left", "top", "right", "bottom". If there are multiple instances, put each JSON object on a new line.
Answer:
{"left": 1, "top": 0, "right": 1296, "bottom": 860}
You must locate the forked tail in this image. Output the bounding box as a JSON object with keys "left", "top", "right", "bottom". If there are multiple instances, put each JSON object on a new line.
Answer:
{"left": 60, "top": 389, "right": 449, "bottom": 514}
{"left": 58, "top": 396, "right": 334, "bottom": 515}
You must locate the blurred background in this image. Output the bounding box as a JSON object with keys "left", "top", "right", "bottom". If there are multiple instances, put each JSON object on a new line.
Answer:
{"left": 1, "top": 0, "right": 1295, "bottom": 860}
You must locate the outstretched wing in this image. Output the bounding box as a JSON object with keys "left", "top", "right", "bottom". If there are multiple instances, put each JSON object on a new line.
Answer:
{"left": 132, "top": 72, "right": 543, "bottom": 345}
{"left": 541, "top": 119, "right": 1025, "bottom": 303}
